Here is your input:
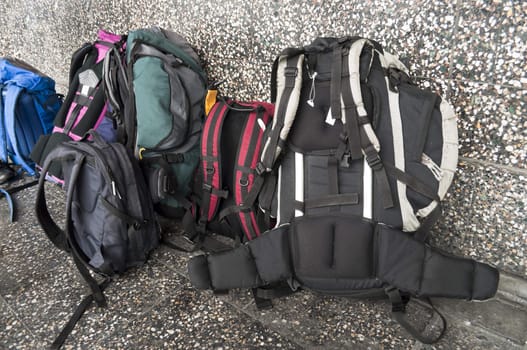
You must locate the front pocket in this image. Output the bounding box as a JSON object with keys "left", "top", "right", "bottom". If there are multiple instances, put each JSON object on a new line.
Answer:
{"left": 398, "top": 84, "right": 439, "bottom": 162}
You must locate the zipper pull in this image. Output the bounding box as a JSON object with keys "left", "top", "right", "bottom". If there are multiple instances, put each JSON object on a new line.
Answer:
{"left": 421, "top": 153, "right": 443, "bottom": 181}
{"left": 111, "top": 180, "right": 122, "bottom": 199}
{"left": 307, "top": 71, "right": 317, "bottom": 107}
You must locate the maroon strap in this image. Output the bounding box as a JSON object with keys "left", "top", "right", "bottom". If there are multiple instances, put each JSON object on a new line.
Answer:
{"left": 234, "top": 102, "right": 273, "bottom": 240}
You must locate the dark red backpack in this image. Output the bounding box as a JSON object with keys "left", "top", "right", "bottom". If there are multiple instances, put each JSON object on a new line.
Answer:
{"left": 181, "top": 99, "right": 274, "bottom": 247}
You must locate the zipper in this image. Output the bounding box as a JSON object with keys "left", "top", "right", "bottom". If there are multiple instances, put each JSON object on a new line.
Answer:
{"left": 421, "top": 153, "right": 443, "bottom": 181}
{"left": 68, "top": 142, "right": 122, "bottom": 199}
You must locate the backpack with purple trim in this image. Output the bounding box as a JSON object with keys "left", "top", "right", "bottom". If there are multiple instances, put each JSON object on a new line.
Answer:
{"left": 30, "top": 29, "right": 125, "bottom": 182}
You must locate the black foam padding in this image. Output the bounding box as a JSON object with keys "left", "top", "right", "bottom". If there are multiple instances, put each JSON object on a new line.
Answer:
{"left": 188, "top": 255, "right": 212, "bottom": 290}
{"left": 376, "top": 226, "right": 499, "bottom": 300}
{"left": 376, "top": 225, "right": 424, "bottom": 294}
{"left": 473, "top": 263, "right": 499, "bottom": 300}
{"left": 249, "top": 225, "right": 292, "bottom": 284}
{"left": 207, "top": 245, "right": 262, "bottom": 290}
{"left": 290, "top": 215, "right": 381, "bottom": 291}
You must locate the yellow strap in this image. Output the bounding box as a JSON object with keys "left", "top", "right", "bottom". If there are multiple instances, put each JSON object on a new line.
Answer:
{"left": 205, "top": 89, "right": 218, "bottom": 116}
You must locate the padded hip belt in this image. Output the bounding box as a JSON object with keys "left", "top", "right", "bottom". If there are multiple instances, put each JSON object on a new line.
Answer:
{"left": 189, "top": 215, "right": 499, "bottom": 300}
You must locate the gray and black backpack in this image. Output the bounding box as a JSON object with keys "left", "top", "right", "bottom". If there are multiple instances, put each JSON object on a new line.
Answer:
{"left": 35, "top": 131, "right": 159, "bottom": 349}
{"left": 188, "top": 37, "right": 499, "bottom": 343}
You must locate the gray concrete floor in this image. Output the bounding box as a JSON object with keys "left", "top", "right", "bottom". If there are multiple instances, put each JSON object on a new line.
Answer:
{"left": 1, "top": 0, "right": 527, "bottom": 349}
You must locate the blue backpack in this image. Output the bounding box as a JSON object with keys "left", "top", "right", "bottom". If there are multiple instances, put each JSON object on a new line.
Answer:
{"left": 0, "top": 57, "right": 62, "bottom": 176}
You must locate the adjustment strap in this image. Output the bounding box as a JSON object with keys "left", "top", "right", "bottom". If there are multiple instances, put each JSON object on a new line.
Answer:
{"left": 414, "top": 203, "right": 442, "bottom": 242}
{"left": 341, "top": 64, "right": 362, "bottom": 160}
{"left": 304, "top": 193, "right": 359, "bottom": 209}
{"left": 330, "top": 46, "right": 343, "bottom": 121}
{"left": 363, "top": 145, "right": 393, "bottom": 209}
{"left": 386, "top": 287, "right": 446, "bottom": 344}
{"left": 50, "top": 278, "right": 111, "bottom": 350}
{"left": 384, "top": 163, "right": 440, "bottom": 202}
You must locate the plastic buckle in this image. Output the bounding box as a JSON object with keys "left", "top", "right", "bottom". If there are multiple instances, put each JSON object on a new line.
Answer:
{"left": 366, "top": 151, "right": 383, "bottom": 170}
{"left": 392, "top": 302, "right": 406, "bottom": 313}
{"left": 202, "top": 183, "right": 212, "bottom": 192}
{"left": 255, "top": 162, "right": 266, "bottom": 176}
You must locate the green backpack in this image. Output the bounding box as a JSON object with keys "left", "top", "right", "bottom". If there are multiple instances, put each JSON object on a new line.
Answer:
{"left": 105, "top": 27, "right": 207, "bottom": 218}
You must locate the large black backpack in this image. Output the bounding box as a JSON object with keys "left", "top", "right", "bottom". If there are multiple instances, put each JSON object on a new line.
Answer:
{"left": 187, "top": 37, "right": 499, "bottom": 343}
{"left": 35, "top": 132, "right": 159, "bottom": 349}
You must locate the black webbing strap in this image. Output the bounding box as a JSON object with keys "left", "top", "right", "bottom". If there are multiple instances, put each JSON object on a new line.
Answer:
{"left": 413, "top": 203, "right": 442, "bottom": 243}
{"left": 217, "top": 203, "right": 251, "bottom": 221}
{"left": 385, "top": 287, "right": 446, "bottom": 344}
{"left": 330, "top": 46, "right": 343, "bottom": 121}
{"left": 340, "top": 60, "right": 362, "bottom": 160}
{"left": 50, "top": 278, "right": 111, "bottom": 350}
{"left": 384, "top": 163, "right": 440, "bottom": 202}
{"left": 72, "top": 93, "right": 92, "bottom": 108}
{"left": 363, "top": 144, "right": 394, "bottom": 209}
{"left": 327, "top": 157, "right": 340, "bottom": 212}
{"left": 35, "top": 156, "right": 71, "bottom": 251}
{"left": 304, "top": 193, "right": 359, "bottom": 209}
{"left": 261, "top": 55, "right": 300, "bottom": 170}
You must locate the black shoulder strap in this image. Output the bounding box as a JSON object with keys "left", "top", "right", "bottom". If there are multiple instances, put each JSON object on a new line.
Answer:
{"left": 69, "top": 43, "right": 94, "bottom": 84}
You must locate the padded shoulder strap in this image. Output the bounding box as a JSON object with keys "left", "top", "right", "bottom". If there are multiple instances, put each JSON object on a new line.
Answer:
{"left": 4, "top": 85, "right": 36, "bottom": 175}
{"left": 197, "top": 101, "right": 230, "bottom": 232}
{"left": 233, "top": 106, "right": 272, "bottom": 240}
{"left": 260, "top": 54, "right": 304, "bottom": 171}
{"left": 0, "top": 85, "right": 6, "bottom": 163}
{"left": 35, "top": 145, "right": 77, "bottom": 251}
{"left": 69, "top": 43, "right": 94, "bottom": 84}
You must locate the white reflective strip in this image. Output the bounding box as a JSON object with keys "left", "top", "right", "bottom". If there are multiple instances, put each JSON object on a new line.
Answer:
{"left": 294, "top": 152, "right": 304, "bottom": 217}
{"left": 276, "top": 164, "right": 282, "bottom": 225}
{"left": 385, "top": 76, "right": 420, "bottom": 232}
{"left": 362, "top": 158, "right": 373, "bottom": 219}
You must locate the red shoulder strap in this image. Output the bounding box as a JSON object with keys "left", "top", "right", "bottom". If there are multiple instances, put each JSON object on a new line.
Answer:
{"left": 234, "top": 102, "right": 273, "bottom": 240}
{"left": 199, "top": 101, "right": 230, "bottom": 227}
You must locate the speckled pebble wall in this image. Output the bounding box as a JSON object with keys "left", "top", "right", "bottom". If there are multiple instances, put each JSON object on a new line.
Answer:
{"left": 1, "top": 0, "right": 525, "bottom": 276}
